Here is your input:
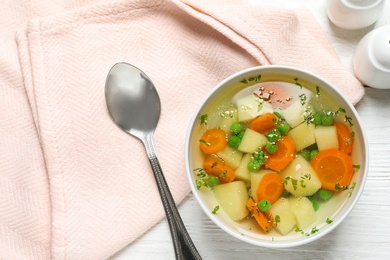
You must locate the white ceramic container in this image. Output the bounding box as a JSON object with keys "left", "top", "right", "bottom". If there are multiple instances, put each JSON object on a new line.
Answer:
{"left": 326, "top": 0, "right": 385, "bottom": 29}
{"left": 354, "top": 25, "right": 390, "bottom": 89}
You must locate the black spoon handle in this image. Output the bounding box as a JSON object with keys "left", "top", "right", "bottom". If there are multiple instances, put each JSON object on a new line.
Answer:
{"left": 143, "top": 133, "right": 202, "bottom": 260}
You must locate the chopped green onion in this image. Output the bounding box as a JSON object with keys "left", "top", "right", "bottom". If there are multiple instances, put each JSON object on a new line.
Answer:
{"left": 308, "top": 197, "right": 319, "bottom": 211}
{"left": 199, "top": 114, "right": 208, "bottom": 125}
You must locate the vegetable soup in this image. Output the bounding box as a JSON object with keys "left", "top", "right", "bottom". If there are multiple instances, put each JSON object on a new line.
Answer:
{"left": 190, "top": 73, "right": 361, "bottom": 240}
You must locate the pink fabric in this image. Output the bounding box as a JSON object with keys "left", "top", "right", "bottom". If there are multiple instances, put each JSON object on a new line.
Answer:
{"left": 0, "top": 0, "right": 364, "bottom": 258}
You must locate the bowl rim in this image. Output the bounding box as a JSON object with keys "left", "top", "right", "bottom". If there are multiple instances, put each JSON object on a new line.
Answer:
{"left": 184, "top": 65, "right": 369, "bottom": 248}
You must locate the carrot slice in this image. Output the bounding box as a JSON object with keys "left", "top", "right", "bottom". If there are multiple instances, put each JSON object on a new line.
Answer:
{"left": 202, "top": 154, "right": 224, "bottom": 175}
{"left": 311, "top": 148, "right": 354, "bottom": 191}
{"left": 335, "top": 122, "right": 354, "bottom": 155}
{"left": 199, "top": 128, "right": 227, "bottom": 155}
{"left": 216, "top": 165, "right": 236, "bottom": 184}
{"left": 250, "top": 113, "right": 277, "bottom": 133}
{"left": 202, "top": 155, "right": 235, "bottom": 184}
{"left": 246, "top": 198, "right": 273, "bottom": 233}
{"left": 256, "top": 172, "right": 284, "bottom": 204}
{"left": 265, "top": 136, "right": 296, "bottom": 172}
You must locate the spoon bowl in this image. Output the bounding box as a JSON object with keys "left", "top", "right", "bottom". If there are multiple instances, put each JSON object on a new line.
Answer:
{"left": 105, "top": 62, "right": 201, "bottom": 260}
{"left": 105, "top": 63, "right": 160, "bottom": 136}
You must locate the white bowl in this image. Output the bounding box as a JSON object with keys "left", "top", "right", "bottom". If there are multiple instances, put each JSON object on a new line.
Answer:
{"left": 185, "top": 65, "right": 368, "bottom": 248}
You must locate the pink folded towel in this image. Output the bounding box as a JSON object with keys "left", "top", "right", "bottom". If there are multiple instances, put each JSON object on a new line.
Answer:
{"left": 1, "top": 0, "right": 364, "bottom": 258}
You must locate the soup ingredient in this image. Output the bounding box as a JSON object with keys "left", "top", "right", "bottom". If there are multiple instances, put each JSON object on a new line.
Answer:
{"left": 247, "top": 198, "right": 273, "bottom": 233}
{"left": 321, "top": 113, "right": 334, "bottom": 126}
{"left": 335, "top": 122, "right": 354, "bottom": 155}
{"left": 311, "top": 148, "right": 354, "bottom": 191}
{"left": 202, "top": 154, "right": 224, "bottom": 175}
{"left": 258, "top": 199, "right": 271, "bottom": 212}
{"left": 230, "top": 121, "right": 243, "bottom": 134}
{"left": 219, "top": 109, "right": 238, "bottom": 133}
{"left": 237, "top": 128, "right": 268, "bottom": 153}
{"left": 308, "top": 197, "right": 320, "bottom": 211}
{"left": 312, "top": 113, "right": 322, "bottom": 125}
{"left": 250, "top": 170, "right": 273, "bottom": 202}
{"left": 277, "top": 122, "right": 290, "bottom": 135}
{"left": 234, "top": 153, "right": 252, "bottom": 182}
{"left": 213, "top": 181, "right": 249, "bottom": 221}
{"left": 317, "top": 189, "right": 333, "bottom": 201}
{"left": 268, "top": 197, "right": 296, "bottom": 235}
{"left": 287, "top": 122, "right": 316, "bottom": 152}
{"left": 265, "top": 142, "right": 278, "bottom": 154}
{"left": 199, "top": 128, "right": 227, "bottom": 154}
{"left": 194, "top": 168, "right": 220, "bottom": 189}
{"left": 228, "top": 135, "right": 241, "bottom": 149}
{"left": 310, "top": 150, "right": 318, "bottom": 160}
{"left": 267, "top": 128, "right": 282, "bottom": 142}
{"left": 279, "top": 155, "right": 322, "bottom": 197}
{"left": 265, "top": 136, "right": 296, "bottom": 171}
{"left": 282, "top": 101, "right": 306, "bottom": 128}
{"left": 249, "top": 113, "right": 277, "bottom": 133}
{"left": 289, "top": 197, "right": 317, "bottom": 229}
{"left": 247, "top": 150, "right": 267, "bottom": 172}
{"left": 202, "top": 154, "right": 236, "bottom": 183}
{"left": 236, "top": 94, "right": 273, "bottom": 122}
{"left": 199, "top": 114, "right": 208, "bottom": 125}
{"left": 314, "top": 125, "right": 339, "bottom": 151}
{"left": 216, "top": 145, "right": 243, "bottom": 170}
{"left": 256, "top": 172, "right": 284, "bottom": 204}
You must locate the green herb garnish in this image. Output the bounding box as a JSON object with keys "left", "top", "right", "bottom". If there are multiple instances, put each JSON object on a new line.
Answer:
{"left": 199, "top": 139, "right": 210, "bottom": 146}
{"left": 199, "top": 114, "right": 208, "bottom": 125}
{"left": 345, "top": 115, "right": 354, "bottom": 126}
{"left": 240, "top": 74, "right": 262, "bottom": 84}
{"left": 316, "top": 86, "right": 321, "bottom": 96}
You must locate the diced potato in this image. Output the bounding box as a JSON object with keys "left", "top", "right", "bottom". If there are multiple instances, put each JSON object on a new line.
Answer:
{"left": 216, "top": 145, "right": 243, "bottom": 170}
{"left": 287, "top": 122, "right": 316, "bottom": 152}
{"left": 268, "top": 197, "right": 296, "bottom": 235}
{"left": 213, "top": 181, "right": 249, "bottom": 221}
{"left": 314, "top": 125, "right": 339, "bottom": 151}
{"left": 279, "top": 155, "right": 321, "bottom": 197}
{"left": 219, "top": 109, "right": 238, "bottom": 133}
{"left": 236, "top": 94, "right": 273, "bottom": 122}
{"left": 250, "top": 170, "right": 276, "bottom": 202}
{"left": 234, "top": 153, "right": 252, "bottom": 183}
{"left": 237, "top": 128, "right": 268, "bottom": 153}
{"left": 283, "top": 101, "right": 306, "bottom": 128}
{"left": 289, "top": 197, "right": 317, "bottom": 230}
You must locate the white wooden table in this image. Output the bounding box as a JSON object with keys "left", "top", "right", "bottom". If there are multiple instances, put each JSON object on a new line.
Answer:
{"left": 112, "top": 1, "right": 390, "bottom": 259}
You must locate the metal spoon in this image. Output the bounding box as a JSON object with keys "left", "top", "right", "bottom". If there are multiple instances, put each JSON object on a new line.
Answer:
{"left": 105, "top": 62, "right": 202, "bottom": 260}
